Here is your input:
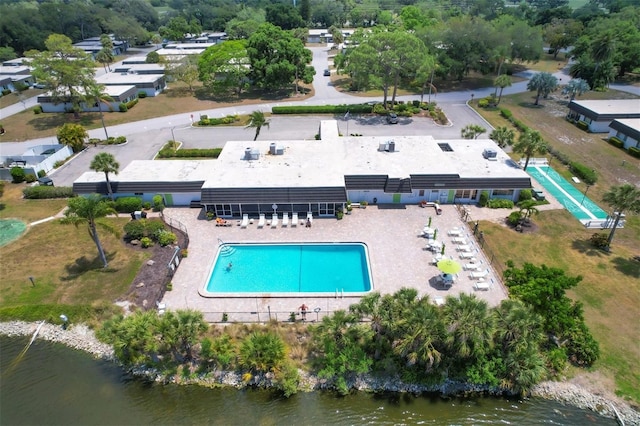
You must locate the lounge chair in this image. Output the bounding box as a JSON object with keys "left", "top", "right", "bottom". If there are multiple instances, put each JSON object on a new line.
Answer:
{"left": 470, "top": 270, "right": 488, "bottom": 279}
{"left": 240, "top": 214, "right": 249, "bottom": 228}
{"left": 464, "top": 263, "right": 481, "bottom": 271}
{"left": 257, "top": 213, "right": 265, "bottom": 228}
{"left": 459, "top": 252, "right": 475, "bottom": 259}
{"left": 452, "top": 237, "right": 467, "bottom": 244}
{"left": 291, "top": 212, "right": 298, "bottom": 227}
{"left": 474, "top": 280, "right": 490, "bottom": 291}
{"left": 271, "top": 214, "right": 279, "bottom": 228}
{"left": 282, "top": 213, "right": 289, "bottom": 227}
{"left": 456, "top": 244, "right": 471, "bottom": 252}
{"left": 448, "top": 229, "right": 462, "bottom": 237}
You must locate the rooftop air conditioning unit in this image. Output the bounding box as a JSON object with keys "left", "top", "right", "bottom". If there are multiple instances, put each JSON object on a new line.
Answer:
{"left": 483, "top": 149, "right": 498, "bottom": 161}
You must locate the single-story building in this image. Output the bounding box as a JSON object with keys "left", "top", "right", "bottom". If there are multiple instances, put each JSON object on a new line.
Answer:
{"left": 73, "top": 121, "right": 532, "bottom": 216}
{"left": 37, "top": 85, "right": 138, "bottom": 113}
{"left": 0, "top": 144, "right": 73, "bottom": 181}
{"left": 2, "top": 57, "right": 30, "bottom": 67}
{"left": 308, "top": 28, "right": 356, "bottom": 43}
{"left": 0, "top": 65, "right": 34, "bottom": 91}
{"left": 73, "top": 35, "right": 127, "bottom": 57}
{"left": 95, "top": 73, "right": 166, "bottom": 97}
{"left": 608, "top": 118, "right": 640, "bottom": 150}
{"left": 122, "top": 56, "right": 149, "bottom": 65}
{"left": 568, "top": 99, "right": 640, "bottom": 133}
{"left": 112, "top": 64, "right": 165, "bottom": 75}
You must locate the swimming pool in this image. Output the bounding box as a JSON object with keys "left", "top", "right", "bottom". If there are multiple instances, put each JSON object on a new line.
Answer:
{"left": 201, "top": 243, "right": 373, "bottom": 297}
{"left": 527, "top": 166, "right": 609, "bottom": 223}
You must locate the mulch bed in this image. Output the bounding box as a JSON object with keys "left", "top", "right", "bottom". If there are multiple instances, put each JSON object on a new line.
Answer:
{"left": 121, "top": 227, "right": 188, "bottom": 310}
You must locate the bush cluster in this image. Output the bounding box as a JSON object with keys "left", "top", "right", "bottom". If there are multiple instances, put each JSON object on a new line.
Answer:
{"left": 10, "top": 167, "right": 26, "bottom": 183}
{"left": 629, "top": 146, "right": 640, "bottom": 158}
{"left": 547, "top": 146, "right": 572, "bottom": 166}
{"left": 499, "top": 107, "right": 529, "bottom": 133}
{"left": 197, "top": 115, "right": 238, "bottom": 126}
{"left": 152, "top": 194, "right": 165, "bottom": 212}
{"left": 123, "top": 218, "right": 167, "bottom": 241}
{"left": 590, "top": 233, "right": 609, "bottom": 249}
{"left": 1, "top": 89, "right": 11, "bottom": 96}
{"left": 487, "top": 198, "right": 515, "bottom": 209}
{"left": 138, "top": 92, "right": 147, "bottom": 98}
{"left": 157, "top": 146, "right": 221, "bottom": 158}
{"left": 113, "top": 196, "right": 142, "bottom": 213}
{"left": 570, "top": 162, "right": 597, "bottom": 185}
{"left": 518, "top": 189, "right": 532, "bottom": 201}
{"left": 156, "top": 229, "right": 177, "bottom": 246}
{"left": 576, "top": 121, "right": 589, "bottom": 131}
{"left": 23, "top": 186, "right": 74, "bottom": 199}
{"left": 272, "top": 104, "right": 373, "bottom": 114}
{"left": 479, "top": 190, "right": 489, "bottom": 207}
{"left": 607, "top": 136, "right": 624, "bottom": 148}
{"left": 25, "top": 174, "right": 36, "bottom": 183}
{"left": 507, "top": 211, "right": 523, "bottom": 225}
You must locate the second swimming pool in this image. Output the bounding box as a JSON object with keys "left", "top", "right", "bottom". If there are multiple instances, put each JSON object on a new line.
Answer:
{"left": 202, "top": 243, "right": 373, "bottom": 296}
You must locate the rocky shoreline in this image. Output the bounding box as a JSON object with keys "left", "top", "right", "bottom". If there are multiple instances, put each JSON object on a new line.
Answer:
{"left": 1, "top": 321, "right": 638, "bottom": 425}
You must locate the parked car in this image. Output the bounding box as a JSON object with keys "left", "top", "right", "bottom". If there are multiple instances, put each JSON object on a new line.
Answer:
{"left": 386, "top": 113, "right": 398, "bottom": 124}
{"left": 37, "top": 177, "right": 54, "bottom": 186}
{"left": 323, "top": 69, "right": 331, "bottom": 76}
{"left": 532, "top": 189, "right": 545, "bottom": 201}
{"left": 33, "top": 83, "right": 46, "bottom": 89}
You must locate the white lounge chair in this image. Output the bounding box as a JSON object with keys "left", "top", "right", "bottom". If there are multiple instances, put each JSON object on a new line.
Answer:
{"left": 459, "top": 252, "right": 475, "bottom": 259}
{"left": 474, "top": 280, "right": 490, "bottom": 291}
{"left": 306, "top": 212, "right": 313, "bottom": 224}
{"left": 271, "top": 214, "right": 279, "bottom": 228}
{"left": 464, "top": 263, "right": 481, "bottom": 270}
{"left": 470, "top": 270, "right": 488, "bottom": 279}
{"left": 456, "top": 244, "right": 471, "bottom": 252}
{"left": 448, "top": 229, "right": 462, "bottom": 237}
{"left": 240, "top": 214, "right": 249, "bottom": 228}
{"left": 257, "top": 213, "right": 266, "bottom": 228}
{"left": 282, "top": 213, "right": 289, "bottom": 227}
{"left": 452, "top": 237, "right": 467, "bottom": 244}
{"left": 291, "top": 212, "right": 298, "bottom": 227}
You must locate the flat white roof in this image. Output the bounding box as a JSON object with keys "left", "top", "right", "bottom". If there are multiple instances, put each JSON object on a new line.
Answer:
{"left": 0, "top": 65, "right": 30, "bottom": 75}
{"left": 113, "top": 64, "right": 165, "bottom": 72}
{"left": 122, "top": 56, "right": 149, "bottom": 64}
{"left": 164, "top": 43, "right": 215, "bottom": 49}
{"left": 157, "top": 48, "right": 205, "bottom": 56}
{"left": 103, "top": 85, "right": 137, "bottom": 96}
{"left": 76, "top": 160, "right": 215, "bottom": 184}
{"left": 612, "top": 118, "right": 640, "bottom": 132}
{"left": 96, "top": 73, "right": 163, "bottom": 84}
{"left": 572, "top": 99, "right": 640, "bottom": 116}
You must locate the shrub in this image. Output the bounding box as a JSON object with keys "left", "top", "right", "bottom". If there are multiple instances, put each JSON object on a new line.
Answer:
{"left": 138, "top": 91, "right": 147, "bottom": 98}
{"left": 156, "top": 230, "right": 177, "bottom": 246}
{"left": 196, "top": 115, "right": 239, "bottom": 126}
{"left": 10, "top": 167, "right": 26, "bottom": 183}
{"left": 629, "top": 146, "right": 640, "bottom": 158}
{"left": 145, "top": 219, "right": 165, "bottom": 237}
{"left": 507, "top": 211, "right": 523, "bottom": 226}
{"left": 567, "top": 323, "right": 600, "bottom": 366}
{"left": 607, "top": 136, "right": 624, "bottom": 148}
{"left": 23, "top": 186, "right": 74, "bottom": 199}
{"left": 181, "top": 249, "right": 188, "bottom": 258}
{"left": 118, "top": 103, "right": 128, "bottom": 112}
{"left": 336, "top": 210, "right": 344, "bottom": 220}
{"left": 372, "top": 103, "right": 386, "bottom": 114}
{"left": 272, "top": 104, "right": 373, "bottom": 114}
{"left": 479, "top": 191, "right": 490, "bottom": 207}
{"left": 570, "top": 162, "right": 597, "bottom": 185}
{"left": 124, "top": 220, "right": 146, "bottom": 240}
{"left": 142, "top": 201, "right": 151, "bottom": 210}
{"left": 125, "top": 98, "right": 138, "bottom": 110}
{"left": 157, "top": 147, "right": 221, "bottom": 158}
{"left": 140, "top": 237, "right": 153, "bottom": 248}
{"left": 115, "top": 197, "right": 142, "bottom": 213}
{"left": 25, "top": 174, "right": 36, "bottom": 183}
{"left": 1, "top": 89, "right": 11, "bottom": 96}
{"left": 576, "top": 121, "right": 589, "bottom": 131}
{"left": 478, "top": 98, "right": 489, "bottom": 108}
{"left": 518, "top": 189, "right": 532, "bottom": 201}
{"left": 487, "top": 198, "right": 514, "bottom": 209}
{"left": 499, "top": 108, "right": 513, "bottom": 120}
{"left": 590, "top": 233, "right": 609, "bottom": 249}
{"left": 115, "top": 136, "right": 127, "bottom": 144}
{"left": 152, "top": 195, "right": 164, "bottom": 211}
{"left": 412, "top": 100, "right": 420, "bottom": 107}
{"left": 33, "top": 105, "right": 43, "bottom": 114}
{"left": 37, "top": 170, "right": 46, "bottom": 178}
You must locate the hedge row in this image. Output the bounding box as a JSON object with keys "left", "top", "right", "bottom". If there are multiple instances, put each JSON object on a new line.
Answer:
{"left": 157, "top": 147, "right": 222, "bottom": 158}
{"left": 119, "top": 98, "right": 139, "bottom": 112}
{"left": 570, "top": 162, "right": 597, "bottom": 185}
{"left": 607, "top": 136, "right": 624, "bottom": 148}
{"left": 23, "top": 186, "right": 74, "bottom": 199}
{"left": 499, "top": 107, "right": 529, "bottom": 132}
{"left": 197, "top": 115, "right": 239, "bottom": 126}
{"left": 628, "top": 146, "right": 640, "bottom": 158}
{"left": 272, "top": 104, "right": 373, "bottom": 114}
{"left": 576, "top": 121, "right": 589, "bottom": 131}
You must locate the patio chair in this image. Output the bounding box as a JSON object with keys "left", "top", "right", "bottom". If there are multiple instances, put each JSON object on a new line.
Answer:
{"left": 474, "top": 280, "right": 490, "bottom": 291}
{"left": 470, "top": 270, "right": 488, "bottom": 279}
{"left": 282, "top": 213, "right": 289, "bottom": 227}
{"left": 459, "top": 252, "right": 475, "bottom": 259}
{"left": 257, "top": 213, "right": 266, "bottom": 228}
{"left": 464, "top": 263, "right": 481, "bottom": 270}
{"left": 291, "top": 212, "right": 298, "bottom": 227}
{"left": 452, "top": 237, "right": 467, "bottom": 244}
{"left": 448, "top": 229, "right": 462, "bottom": 237}
{"left": 240, "top": 214, "right": 249, "bottom": 228}
{"left": 456, "top": 244, "right": 471, "bottom": 252}
{"left": 271, "top": 214, "right": 279, "bottom": 228}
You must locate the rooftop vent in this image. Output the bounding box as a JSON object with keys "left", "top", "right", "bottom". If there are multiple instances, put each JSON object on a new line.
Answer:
{"left": 438, "top": 143, "right": 453, "bottom": 152}
{"left": 269, "top": 143, "right": 285, "bottom": 155}
{"left": 243, "top": 147, "right": 259, "bottom": 161}
{"left": 378, "top": 140, "right": 397, "bottom": 152}
{"left": 483, "top": 149, "right": 498, "bottom": 161}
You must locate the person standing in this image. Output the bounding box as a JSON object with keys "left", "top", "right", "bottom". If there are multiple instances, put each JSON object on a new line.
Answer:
{"left": 298, "top": 304, "right": 308, "bottom": 321}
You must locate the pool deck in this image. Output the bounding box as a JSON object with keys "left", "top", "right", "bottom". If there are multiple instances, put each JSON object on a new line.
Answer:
{"left": 161, "top": 204, "right": 509, "bottom": 323}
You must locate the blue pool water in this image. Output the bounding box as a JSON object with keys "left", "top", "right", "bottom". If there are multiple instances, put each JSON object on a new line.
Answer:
{"left": 204, "top": 243, "right": 372, "bottom": 294}
{"left": 527, "top": 166, "right": 608, "bottom": 221}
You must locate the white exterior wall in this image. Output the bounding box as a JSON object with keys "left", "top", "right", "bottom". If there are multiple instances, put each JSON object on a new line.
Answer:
{"left": 589, "top": 120, "right": 612, "bottom": 133}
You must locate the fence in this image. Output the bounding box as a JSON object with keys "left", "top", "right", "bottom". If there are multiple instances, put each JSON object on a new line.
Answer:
{"left": 161, "top": 214, "right": 189, "bottom": 248}
{"left": 454, "top": 204, "right": 506, "bottom": 281}
{"left": 200, "top": 308, "right": 340, "bottom": 324}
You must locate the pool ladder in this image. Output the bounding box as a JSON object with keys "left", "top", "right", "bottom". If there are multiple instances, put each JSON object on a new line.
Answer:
{"left": 217, "top": 239, "right": 236, "bottom": 256}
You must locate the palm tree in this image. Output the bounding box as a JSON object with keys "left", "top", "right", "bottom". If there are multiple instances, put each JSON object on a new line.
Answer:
{"left": 442, "top": 293, "right": 495, "bottom": 361}
{"left": 239, "top": 331, "right": 287, "bottom": 372}
{"left": 526, "top": 72, "right": 558, "bottom": 105}
{"left": 90, "top": 153, "right": 120, "bottom": 201}
{"left": 85, "top": 84, "right": 114, "bottom": 140}
{"left": 517, "top": 200, "right": 540, "bottom": 222}
{"left": 489, "top": 126, "right": 515, "bottom": 148}
{"left": 602, "top": 184, "right": 640, "bottom": 249}
{"left": 461, "top": 124, "right": 486, "bottom": 139}
{"left": 561, "top": 78, "right": 590, "bottom": 102}
{"left": 494, "top": 299, "right": 544, "bottom": 356}
{"left": 95, "top": 49, "right": 113, "bottom": 72}
{"left": 349, "top": 292, "right": 386, "bottom": 359}
{"left": 61, "top": 194, "right": 118, "bottom": 268}
{"left": 159, "top": 310, "right": 208, "bottom": 362}
{"left": 245, "top": 110, "right": 270, "bottom": 141}
{"left": 493, "top": 74, "right": 511, "bottom": 105}
{"left": 513, "top": 129, "right": 547, "bottom": 170}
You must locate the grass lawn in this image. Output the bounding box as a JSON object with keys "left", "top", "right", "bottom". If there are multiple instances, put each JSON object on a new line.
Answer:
{"left": 0, "top": 186, "right": 148, "bottom": 326}
{"left": 474, "top": 90, "right": 640, "bottom": 404}
{"left": 0, "top": 89, "right": 46, "bottom": 109}
{"left": 0, "top": 82, "right": 312, "bottom": 142}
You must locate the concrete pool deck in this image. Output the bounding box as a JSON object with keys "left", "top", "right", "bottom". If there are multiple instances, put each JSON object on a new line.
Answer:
{"left": 161, "top": 204, "right": 509, "bottom": 323}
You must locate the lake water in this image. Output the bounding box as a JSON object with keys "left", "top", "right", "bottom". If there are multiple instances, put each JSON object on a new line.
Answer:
{"left": 0, "top": 336, "right": 615, "bottom": 425}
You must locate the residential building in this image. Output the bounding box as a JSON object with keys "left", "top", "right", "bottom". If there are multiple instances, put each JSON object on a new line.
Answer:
{"left": 608, "top": 118, "right": 640, "bottom": 150}
{"left": 568, "top": 99, "right": 640, "bottom": 133}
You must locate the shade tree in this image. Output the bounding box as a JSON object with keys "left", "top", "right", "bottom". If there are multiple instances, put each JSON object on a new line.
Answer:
{"left": 198, "top": 40, "right": 250, "bottom": 96}
{"left": 57, "top": 123, "right": 88, "bottom": 153}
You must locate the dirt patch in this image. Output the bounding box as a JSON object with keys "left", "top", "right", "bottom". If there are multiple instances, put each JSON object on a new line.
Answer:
{"left": 121, "top": 228, "right": 188, "bottom": 310}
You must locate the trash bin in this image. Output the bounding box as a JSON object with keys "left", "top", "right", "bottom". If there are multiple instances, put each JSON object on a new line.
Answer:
{"left": 134, "top": 210, "right": 142, "bottom": 220}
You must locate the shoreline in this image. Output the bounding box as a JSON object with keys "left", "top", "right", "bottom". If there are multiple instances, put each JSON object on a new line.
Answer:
{"left": 1, "top": 320, "right": 638, "bottom": 425}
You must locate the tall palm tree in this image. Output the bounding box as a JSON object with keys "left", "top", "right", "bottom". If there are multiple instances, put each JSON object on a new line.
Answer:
{"left": 602, "top": 184, "right": 640, "bottom": 249}
{"left": 513, "top": 129, "right": 547, "bottom": 170}
{"left": 245, "top": 110, "right": 270, "bottom": 141}
{"left": 494, "top": 299, "right": 544, "bottom": 356}
{"left": 442, "top": 294, "right": 495, "bottom": 361}
{"left": 90, "top": 153, "right": 120, "bottom": 201}
{"left": 561, "top": 78, "right": 590, "bottom": 102}
{"left": 349, "top": 292, "right": 386, "bottom": 359}
{"left": 493, "top": 74, "right": 511, "bottom": 104}
{"left": 159, "top": 310, "right": 209, "bottom": 362}
{"left": 61, "top": 194, "right": 118, "bottom": 268}
{"left": 489, "top": 126, "right": 515, "bottom": 148}
{"left": 526, "top": 72, "right": 558, "bottom": 105}
{"left": 85, "top": 84, "right": 114, "bottom": 140}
